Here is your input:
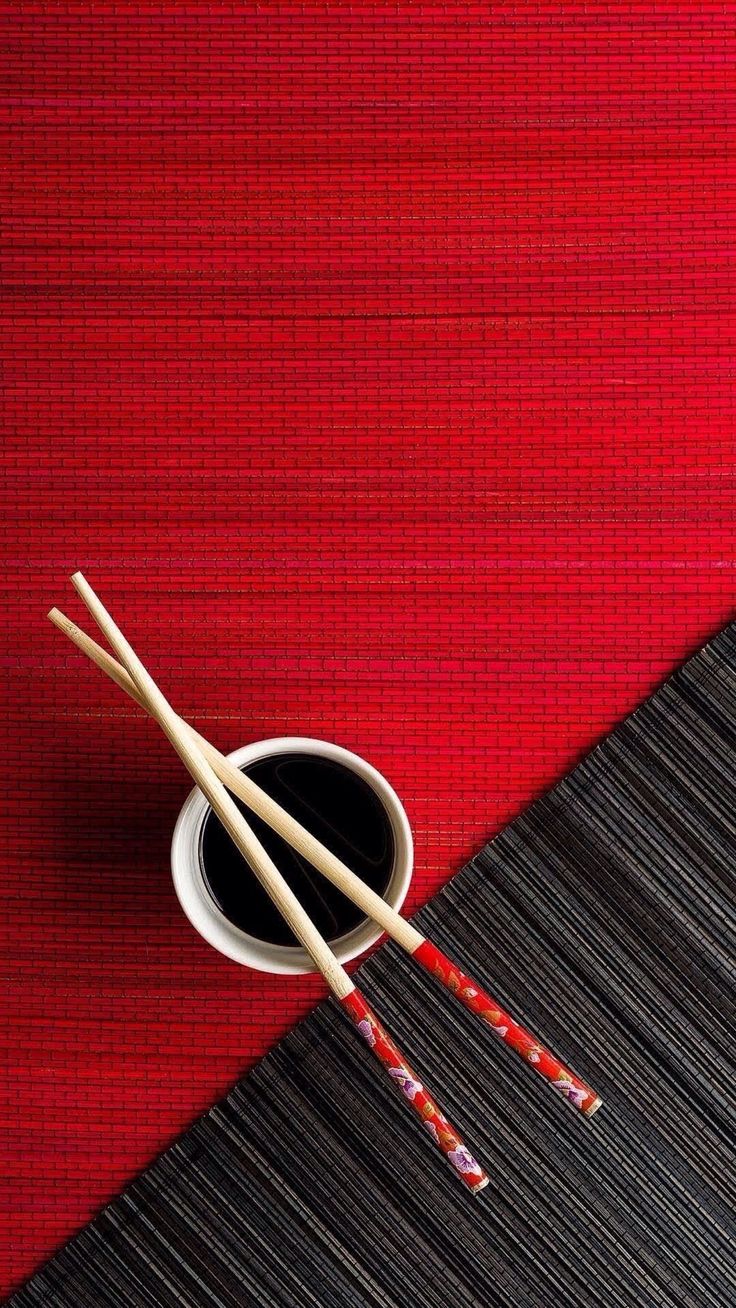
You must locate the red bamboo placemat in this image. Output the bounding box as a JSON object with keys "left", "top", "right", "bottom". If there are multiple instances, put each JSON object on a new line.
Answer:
{"left": 3, "top": 2, "right": 736, "bottom": 1296}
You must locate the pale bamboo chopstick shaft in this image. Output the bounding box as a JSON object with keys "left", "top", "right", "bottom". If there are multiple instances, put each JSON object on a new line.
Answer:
{"left": 48, "top": 607, "right": 423, "bottom": 954}
{"left": 67, "top": 576, "right": 354, "bottom": 998}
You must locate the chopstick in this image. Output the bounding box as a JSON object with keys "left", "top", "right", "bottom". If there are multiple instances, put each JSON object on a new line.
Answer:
{"left": 50, "top": 604, "right": 602, "bottom": 1118}
{"left": 65, "top": 574, "right": 489, "bottom": 1192}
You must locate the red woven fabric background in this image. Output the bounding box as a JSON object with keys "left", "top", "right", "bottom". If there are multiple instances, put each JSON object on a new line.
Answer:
{"left": 3, "top": 2, "right": 736, "bottom": 1295}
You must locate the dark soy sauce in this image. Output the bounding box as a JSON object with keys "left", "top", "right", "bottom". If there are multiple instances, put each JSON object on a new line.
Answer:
{"left": 200, "top": 752, "right": 395, "bottom": 947}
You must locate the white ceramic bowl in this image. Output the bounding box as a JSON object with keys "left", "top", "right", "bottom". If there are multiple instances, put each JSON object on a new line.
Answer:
{"left": 170, "top": 736, "right": 413, "bottom": 974}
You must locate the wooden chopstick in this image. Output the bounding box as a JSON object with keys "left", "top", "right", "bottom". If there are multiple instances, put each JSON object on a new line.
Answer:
{"left": 64, "top": 574, "right": 489, "bottom": 1192}
{"left": 51, "top": 603, "right": 602, "bottom": 1118}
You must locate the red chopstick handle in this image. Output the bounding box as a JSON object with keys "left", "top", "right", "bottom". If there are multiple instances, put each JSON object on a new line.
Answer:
{"left": 340, "top": 987, "right": 488, "bottom": 1192}
{"left": 413, "top": 940, "right": 601, "bottom": 1117}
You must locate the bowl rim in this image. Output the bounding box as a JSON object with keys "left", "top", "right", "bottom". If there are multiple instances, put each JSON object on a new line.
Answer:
{"left": 170, "top": 736, "right": 413, "bottom": 974}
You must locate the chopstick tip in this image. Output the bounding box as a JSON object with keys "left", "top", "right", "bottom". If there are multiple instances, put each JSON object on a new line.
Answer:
{"left": 48, "top": 607, "right": 74, "bottom": 635}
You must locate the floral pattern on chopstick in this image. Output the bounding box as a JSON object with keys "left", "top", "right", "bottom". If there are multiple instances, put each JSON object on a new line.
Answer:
{"left": 341, "top": 987, "right": 488, "bottom": 1192}
{"left": 413, "top": 940, "right": 600, "bottom": 1116}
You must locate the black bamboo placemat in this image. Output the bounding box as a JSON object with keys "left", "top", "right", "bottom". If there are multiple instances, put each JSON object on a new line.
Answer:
{"left": 12, "top": 626, "right": 736, "bottom": 1307}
